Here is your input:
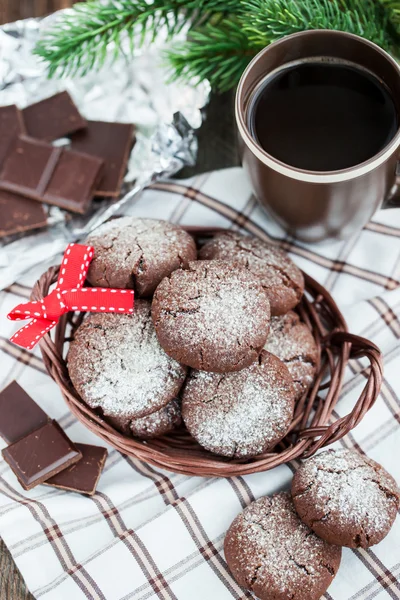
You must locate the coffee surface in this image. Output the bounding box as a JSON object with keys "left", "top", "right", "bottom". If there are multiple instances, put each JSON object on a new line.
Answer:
{"left": 248, "top": 60, "right": 398, "bottom": 171}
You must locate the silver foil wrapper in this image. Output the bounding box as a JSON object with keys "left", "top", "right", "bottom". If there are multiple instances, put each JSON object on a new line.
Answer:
{"left": 0, "top": 14, "right": 209, "bottom": 289}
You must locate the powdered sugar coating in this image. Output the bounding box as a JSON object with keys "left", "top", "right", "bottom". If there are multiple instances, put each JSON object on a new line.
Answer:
{"left": 152, "top": 260, "right": 271, "bottom": 373}
{"left": 292, "top": 449, "right": 400, "bottom": 548}
{"left": 129, "top": 399, "right": 181, "bottom": 439}
{"left": 68, "top": 301, "right": 187, "bottom": 420}
{"left": 224, "top": 492, "right": 341, "bottom": 600}
{"left": 265, "top": 311, "right": 318, "bottom": 401}
{"left": 182, "top": 350, "right": 295, "bottom": 457}
{"left": 199, "top": 231, "right": 304, "bottom": 315}
{"left": 86, "top": 217, "right": 197, "bottom": 296}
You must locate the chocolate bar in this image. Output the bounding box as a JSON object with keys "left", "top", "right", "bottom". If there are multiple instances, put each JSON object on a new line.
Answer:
{"left": 44, "top": 443, "right": 108, "bottom": 495}
{"left": 0, "top": 381, "right": 49, "bottom": 443}
{"left": 70, "top": 120, "right": 134, "bottom": 197}
{"left": 0, "top": 136, "right": 103, "bottom": 214}
{"left": 22, "top": 91, "right": 87, "bottom": 141}
{"left": 2, "top": 420, "right": 82, "bottom": 490}
{"left": 0, "top": 105, "right": 26, "bottom": 167}
{"left": 0, "top": 383, "right": 108, "bottom": 495}
{"left": 0, "top": 190, "right": 48, "bottom": 238}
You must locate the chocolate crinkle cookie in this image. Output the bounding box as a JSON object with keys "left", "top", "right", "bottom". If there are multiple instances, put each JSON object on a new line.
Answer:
{"left": 224, "top": 492, "right": 342, "bottom": 600}
{"left": 199, "top": 231, "right": 304, "bottom": 316}
{"left": 182, "top": 350, "right": 295, "bottom": 458}
{"left": 68, "top": 301, "right": 187, "bottom": 424}
{"left": 265, "top": 311, "right": 318, "bottom": 401}
{"left": 85, "top": 217, "right": 197, "bottom": 296}
{"left": 109, "top": 399, "right": 182, "bottom": 439}
{"left": 152, "top": 260, "right": 271, "bottom": 372}
{"left": 292, "top": 449, "right": 400, "bottom": 548}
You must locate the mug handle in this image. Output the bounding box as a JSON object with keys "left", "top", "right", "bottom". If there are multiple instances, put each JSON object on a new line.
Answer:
{"left": 384, "top": 163, "right": 400, "bottom": 208}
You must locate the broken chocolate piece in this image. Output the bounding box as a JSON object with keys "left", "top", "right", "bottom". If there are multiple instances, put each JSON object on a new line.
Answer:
{"left": 22, "top": 91, "right": 87, "bottom": 141}
{"left": 70, "top": 120, "right": 134, "bottom": 197}
{"left": 0, "top": 190, "right": 48, "bottom": 238}
{"left": 44, "top": 146, "right": 104, "bottom": 213}
{"left": 2, "top": 420, "right": 82, "bottom": 490}
{"left": 44, "top": 443, "right": 108, "bottom": 495}
{"left": 0, "top": 105, "right": 26, "bottom": 167}
{"left": 0, "top": 381, "right": 49, "bottom": 443}
{"left": 0, "top": 136, "right": 103, "bottom": 214}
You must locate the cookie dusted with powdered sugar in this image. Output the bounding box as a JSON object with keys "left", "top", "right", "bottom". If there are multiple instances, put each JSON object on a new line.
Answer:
{"left": 109, "top": 399, "right": 182, "bottom": 439}
{"left": 68, "top": 301, "right": 187, "bottom": 423}
{"left": 199, "top": 231, "right": 304, "bottom": 315}
{"left": 86, "top": 217, "right": 197, "bottom": 296}
{"left": 152, "top": 260, "right": 271, "bottom": 373}
{"left": 265, "top": 311, "right": 318, "bottom": 400}
{"left": 224, "top": 492, "right": 341, "bottom": 600}
{"left": 292, "top": 449, "right": 400, "bottom": 548}
{"left": 182, "top": 350, "right": 295, "bottom": 457}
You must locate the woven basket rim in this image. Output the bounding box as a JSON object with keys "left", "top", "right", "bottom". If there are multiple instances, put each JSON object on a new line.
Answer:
{"left": 32, "top": 231, "right": 383, "bottom": 477}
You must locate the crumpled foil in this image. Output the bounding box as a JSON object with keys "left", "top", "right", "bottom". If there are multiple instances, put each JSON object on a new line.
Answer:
{"left": 0, "top": 14, "right": 210, "bottom": 290}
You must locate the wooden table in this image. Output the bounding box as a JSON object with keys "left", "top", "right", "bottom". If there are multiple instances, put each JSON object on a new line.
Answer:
{"left": 0, "top": 3, "right": 239, "bottom": 598}
{"left": 0, "top": 1, "right": 81, "bottom": 24}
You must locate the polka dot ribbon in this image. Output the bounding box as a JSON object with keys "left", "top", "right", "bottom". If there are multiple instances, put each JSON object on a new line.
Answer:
{"left": 7, "top": 243, "right": 135, "bottom": 350}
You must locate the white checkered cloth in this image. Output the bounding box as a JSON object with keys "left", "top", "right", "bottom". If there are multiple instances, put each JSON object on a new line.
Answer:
{"left": 0, "top": 167, "right": 400, "bottom": 600}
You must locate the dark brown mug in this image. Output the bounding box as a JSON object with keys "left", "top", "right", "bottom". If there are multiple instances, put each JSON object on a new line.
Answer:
{"left": 236, "top": 30, "right": 400, "bottom": 242}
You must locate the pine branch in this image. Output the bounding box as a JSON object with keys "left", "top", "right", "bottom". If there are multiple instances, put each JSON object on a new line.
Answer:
{"left": 34, "top": 0, "right": 241, "bottom": 78}
{"left": 240, "top": 0, "right": 395, "bottom": 53}
{"left": 34, "top": 0, "right": 400, "bottom": 90}
{"left": 167, "top": 0, "right": 400, "bottom": 92}
{"left": 377, "top": 0, "right": 400, "bottom": 35}
{"left": 167, "top": 19, "right": 258, "bottom": 91}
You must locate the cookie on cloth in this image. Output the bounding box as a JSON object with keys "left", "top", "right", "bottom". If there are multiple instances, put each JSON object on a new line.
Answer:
{"left": 265, "top": 311, "right": 318, "bottom": 400}
{"left": 224, "top": 492, "right": 341, "bottom": 600}
{"left": 291, "top": 449, "right": 400, "bottom": 548}
{"left": 68, "top": 300, "right": 187, "bottom": 423}
{"left": 199, "top": 231, "right": 304, "bottom": 315}
{"left": 152, "top": 260, "right": 271, "bottom": 372}
{"left": 109, "top": 399, "right": 182, "bottom": 439}
{"left": 86, "top": 217, "right": 197, "bottom": 296}
{"left": 181, "top": 350, "right": 295, "bottom": 457}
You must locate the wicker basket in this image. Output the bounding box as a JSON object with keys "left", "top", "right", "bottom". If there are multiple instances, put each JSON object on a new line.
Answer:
{"left": 33, "top": 229, "right": 383, "bottom": 477}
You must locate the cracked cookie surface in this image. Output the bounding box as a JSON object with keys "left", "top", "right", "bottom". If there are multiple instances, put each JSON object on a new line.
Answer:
{"left": 68, "top": 301, "right": 187, "bottom": 422}
{"left": 292, "top": 449, "right": 400, "bottom": 548}
{"left": 108, "top": 398, "right": 182, "bottom": 439}
{"left": 86, "top": 217, "right": 197, "bottom": 296}
{"left": 182, "top": 350, "right": 295, "bottom": 457}
{"left": 199, "top": 231, "right": 304, "bottom": 315}
{"left": 265, "top": 311, "right": 318, "bottom": 401}
{"left": 151, "top": 260, "right": 271, "bottom": 372}
{"left": 224, "top": 492, "right": 341, "bottom": 600}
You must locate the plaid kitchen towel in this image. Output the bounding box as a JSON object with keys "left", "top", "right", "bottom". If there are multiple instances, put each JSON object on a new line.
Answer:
{"left": 0, "top": 166, "right": 400, "bottom": 600}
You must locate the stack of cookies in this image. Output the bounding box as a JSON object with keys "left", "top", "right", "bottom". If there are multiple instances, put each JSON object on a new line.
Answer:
{"left": 65, "top": 218, "right": 400, "bottom": 600}
{"left": 68, "top": 217, "right": 318, "bottom": 455}
{"left": 224, "top": 448, "right": 400, "bottom": 600}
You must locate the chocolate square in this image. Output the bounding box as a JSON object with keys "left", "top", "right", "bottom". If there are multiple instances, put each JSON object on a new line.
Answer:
{"left": 70, "top": 120, "right": 134, "bottom": 197}
{"left": 22, "top": 91, "right": 87, "bottom": 141}
{"left": 0, "top": 136, "right": 103, "bottom": 214}
{"left": 44, "top": 443, "right": 108, "bottom": 495}
{"left": 0, "top": 190, "right": 47, "bottom": 238}
{"left": 2, "top": 421, "right": 82, "bottom": 490}
{"left": 0, "top": 190, "right": 48, "bottom": 238}
{"left": 0, "top": 381, "right": 49, "bottom": 444}
{"left": 0, "top": 136, "right": 54, "bottom": 195}
{"left": 43, "top": 147, "right": 104, "bottom": 213}
{"left": 0, "top": 104, "right": 26, "bottom": 167}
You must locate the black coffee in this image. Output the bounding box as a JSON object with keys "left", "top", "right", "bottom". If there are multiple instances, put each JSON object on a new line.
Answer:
{"left": 248, "top": 60, "right": 398, "bottom": 171}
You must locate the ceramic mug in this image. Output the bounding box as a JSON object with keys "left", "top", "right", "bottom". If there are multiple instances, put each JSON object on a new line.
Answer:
{"left": 235, "top": 30, "right": 400, "bottom": 242}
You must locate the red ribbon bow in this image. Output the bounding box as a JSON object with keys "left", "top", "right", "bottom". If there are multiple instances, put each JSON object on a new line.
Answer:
{"left": 8, "top": 243, "right": 134, "bottom": 350}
